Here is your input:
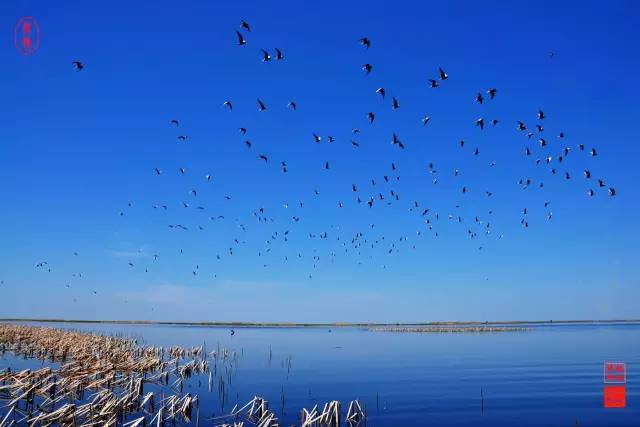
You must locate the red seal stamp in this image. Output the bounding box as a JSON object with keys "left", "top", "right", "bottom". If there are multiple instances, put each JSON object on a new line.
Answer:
{"left": 15, "top": 16, "right": 40, "bottom": 55}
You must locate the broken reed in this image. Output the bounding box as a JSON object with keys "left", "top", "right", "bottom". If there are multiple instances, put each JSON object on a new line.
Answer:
{"left": 0, "top": 324, "right": 219, "bottom": 426}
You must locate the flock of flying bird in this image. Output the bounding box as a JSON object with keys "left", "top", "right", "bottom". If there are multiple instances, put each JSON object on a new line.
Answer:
{"left": 22, "top": 19, "right": 618, "bottom": 299}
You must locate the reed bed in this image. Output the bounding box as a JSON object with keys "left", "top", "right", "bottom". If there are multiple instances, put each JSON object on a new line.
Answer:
{"left": 371, "top": 326, "right": 529, "bottom": 333}
{"left": 0, "top": 324, "right": 366, "bottom": 427}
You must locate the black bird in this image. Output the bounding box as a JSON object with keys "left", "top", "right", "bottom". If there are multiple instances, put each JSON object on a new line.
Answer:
{"left": 239, "top": 127, "right": 247, "bottom": 134}
{"left": 517, "top": 121, "right": 527, "bottom": 131}
{"left": 275, "top": 48, "right": 284, "bottom": 60}
{"left": 257, "top": 99, "right": 267, "bottom": 111}
{"left": 177, "top": 135, "right": 188, "bottom": 142}
{"left": 439, "top": 67, "right": 448, "bottom": 80}
{"left": 475, "top": 118, "right": 485, "bottom": 129}
{"left": 154, "top": 168, "right": 162, "bottom": 175}
{"left": 313, "top": 133, "right": 321, "bottom": 143}
{"left": 325, "top": 161, "right": 330, "bottom": 170}
{"left": 392, "top": 133, "right": 404, "bottom": 149}
{"left": 223, "top": 100, "right": 233, "bottom": 110}
{"left": 351, "top": 140, "right": 360, "bottom": 147}
{"left": 491, "top": 119, "right": 499, "bottom": 126}
{"left": 476, "top": 93, "right": 484, "bottom": 104}
{"left": 422, "top": 116, "right": 431, "bottom": 126}
{"left": 590, "top": 148, "right": 598, "bottom": 156}
{"left": 608, "top": 187, "right": 616, "bottom": 196}
{"left": 367, "top": 112, "right": 375, "bottom": 123}
{"left": 260, "top": 49, "right": 271, "bottom": 61}
{"left": 235, "top": 30, "right": 246, "bottom": 45}
{"left": 359, "top": 37, "right": 371, "bottom": 48}
{"left": 428, "top": 79, "right": 439, "bottom": 88}
{"left": 169, "top": 119, "right": 180, "bottom": 127}
{"left": 328, "top": 136, "right": 335, "bottom": 143}
{"left": 459, "top": 140, "right": 465, "bottom": 148}
{"left": 240, "top": 20, "right": 251, "bottom": 32}
{"left": 258, "top": 154, "right": 268, "bottom": 162}
{"left": 598, "top": 179, "right": 606, "bottom": 187}
{"left": 537, "top": 110, "right": 545, "bottom": 120}
{"left": 362, "top": 63, "right": 372, "bottom": 75}
{"left": 392, "top": 97, "right": 400, "bottom": 110}
{"left": 588, "top": 189, "right": 595, "bottom": 197}
{"left": 230, "top": 329, "right": 235, "bottom": 336}
{"left": 376, "top": 87, "right": 386, "bottom": 99}
{"left": 584, "top": 169, "right": 591, "bottom": 179}
{"left": 72, "top": 61, "right": 84, "bottom": 71}
{"left": 287, "top": 101, "right": 297, "bottom": 110}
{"left": 487, "top": 88, "right": 497, "bottom": 99}
{"left": 244, "top": 140, "right": 252, "bottom": 148}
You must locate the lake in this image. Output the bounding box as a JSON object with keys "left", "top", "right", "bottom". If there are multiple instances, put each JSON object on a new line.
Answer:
{"left": 1, "top": 321, "right": 638, "bottom": 426}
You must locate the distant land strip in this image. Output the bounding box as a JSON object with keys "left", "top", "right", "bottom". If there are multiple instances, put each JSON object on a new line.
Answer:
{"left": 1, "top": 318, "right": 639, "bottom": 327}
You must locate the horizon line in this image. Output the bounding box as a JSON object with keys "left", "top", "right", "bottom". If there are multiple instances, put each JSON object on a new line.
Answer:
{"left": 1, "top": 318, "right": 639, "bottom": 327}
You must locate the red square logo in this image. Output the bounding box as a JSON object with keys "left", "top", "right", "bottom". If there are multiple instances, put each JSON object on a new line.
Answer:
{"left": 604, "top": 385, "right": 626, "bottom": 408}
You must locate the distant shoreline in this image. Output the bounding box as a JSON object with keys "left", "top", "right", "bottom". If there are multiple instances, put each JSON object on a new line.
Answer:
{"left": 1, "top": 318, "right": 639, "bottom": 328}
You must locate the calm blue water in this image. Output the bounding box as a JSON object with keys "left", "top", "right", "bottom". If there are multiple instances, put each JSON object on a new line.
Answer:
{"left": 1, "top": 321, "right": 639, "bottom": 426}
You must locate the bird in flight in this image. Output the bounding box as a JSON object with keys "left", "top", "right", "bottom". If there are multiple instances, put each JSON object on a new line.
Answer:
{"left": 438, "top": 67, "right": 448, "bottom": 80}
{"left": 275, "top": 48, "right": 284, "bottom": 60}
{"left": 240, "top": 20, "right": 251, "bottom": 32}
{"left": 235, "top": 30, "right": 246, "bottom": 45}
{"left": 223, "top": 100, "right": 233, "bottom": 110}
{"left": 362, "top": 64, "right": 373, "bottom": 75}
{"left": 261, "top": 49, "right": 271, "bottom": 61}
{"left": 169, "top": 119, "right": 179, "bottom": 126}
{"left": 376, "top": 87, "right": 386, "bottom": 99}
{"left": 359, "top": 37, "right": 371, "bottom": 48}
{"left": 257, "top": 99, "right": 267, "bottom": 111}
{"left": 72, "top": 61, "right": 84, "bottom": 71}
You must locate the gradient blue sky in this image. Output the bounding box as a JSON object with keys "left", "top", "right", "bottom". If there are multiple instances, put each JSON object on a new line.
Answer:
{"left": 1, "top": 0, "right": 639, "bottom": 322}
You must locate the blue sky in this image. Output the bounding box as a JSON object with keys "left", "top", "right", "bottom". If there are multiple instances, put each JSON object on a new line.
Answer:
{"left": 0, "top": 0, "right": 639, "bottom": 322}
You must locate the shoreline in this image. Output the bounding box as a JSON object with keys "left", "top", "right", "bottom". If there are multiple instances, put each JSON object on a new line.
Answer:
{"left": 1, "top": 318, "right": 639, "bottom": 328}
